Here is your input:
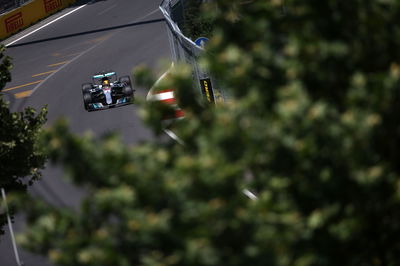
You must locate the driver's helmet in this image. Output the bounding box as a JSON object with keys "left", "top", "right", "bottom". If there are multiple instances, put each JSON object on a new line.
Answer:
{"left": 102, "top": 78, "right": 110, "bottom": 87}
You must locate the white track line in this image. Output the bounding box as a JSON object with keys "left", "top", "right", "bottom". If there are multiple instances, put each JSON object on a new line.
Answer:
{"left": 5, "top": 4, "right": 88, "bottom": 47}
{"left": 27, "top": 36, "right": 110, "bottom": 96}
{"left": 24, "top": 7, "right": 161, "bottom": 98}
{"left": 97, "top": 4, "right": 116, "bottom": 15}
{"left": 6, "top": 5, "right": 159, "bottom": 47}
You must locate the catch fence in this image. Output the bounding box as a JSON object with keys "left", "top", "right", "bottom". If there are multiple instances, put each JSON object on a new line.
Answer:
{"left": 0, "top": 0, "right": 31, "bottom": 15}
{"left": 159, "top": 0, "right": 224, "bottom": 104}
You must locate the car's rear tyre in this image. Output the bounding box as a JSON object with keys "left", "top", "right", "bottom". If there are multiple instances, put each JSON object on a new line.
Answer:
{"left": 122, "top": 85, "right": 133, "bottom": 97}
{"left": 82, "top": 83, "right": 92, "bottom": 92}
{"left": 119, "top": 76, "right": 131, "bottom": 85}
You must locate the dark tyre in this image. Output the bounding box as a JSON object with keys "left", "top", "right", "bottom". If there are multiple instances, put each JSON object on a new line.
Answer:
{"left": 83, "top": 92, "right": 92, "bottom": 110}
{"left": 122, "top": 85, "right": 133, "bottom": 97}
{"left": 119, "top": 76, "right": 134, "bottom": 97}
{"left": 82, "top": 83, "right": 93, "bottom": 92}
{"left": 119, "top": 76, "right": 131, "bottom": 86}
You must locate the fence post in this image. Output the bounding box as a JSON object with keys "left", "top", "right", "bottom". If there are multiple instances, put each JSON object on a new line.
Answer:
{"left": 1, "top": 188, "right": 24, "bottom": 266}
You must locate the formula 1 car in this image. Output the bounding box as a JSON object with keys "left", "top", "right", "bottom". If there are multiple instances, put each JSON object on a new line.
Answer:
{"left": 82, "top": 71, "right": 134, "bottom": 111}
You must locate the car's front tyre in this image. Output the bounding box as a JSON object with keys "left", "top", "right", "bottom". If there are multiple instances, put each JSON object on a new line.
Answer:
{"left": 82, "top": 83, "right": 93, "bottom": 110}
{"left": 83, "top": 92, "right": 92, "bottom": 110}
{"left": 119, "top": 76, "right": 134, "bottom": 97}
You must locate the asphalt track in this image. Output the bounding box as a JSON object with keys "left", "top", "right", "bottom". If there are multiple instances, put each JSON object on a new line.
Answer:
{"left": 0, "top": 0, "right": 171, "bottom": 265}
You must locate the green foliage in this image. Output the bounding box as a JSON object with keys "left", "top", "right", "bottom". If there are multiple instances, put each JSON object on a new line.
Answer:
{"left": 0, "top": 45, "right": 12, "bottom": 90}
{"left": 181, "top": 0, "right": 214, "bottom": 39}
{"left": 17, "top": 1, "right": 400, "bottom": 266}
{"left": 0, "top": 44, "right": 48, "bottom": 235}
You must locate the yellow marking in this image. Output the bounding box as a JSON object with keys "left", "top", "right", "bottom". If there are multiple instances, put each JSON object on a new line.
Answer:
{"left": 15, "top": 90, "right": 33, "bottom": 99}
{"left": 32, "top": 70, "right": 55, "bottom": 77}
{"left": 84, "top": 34, "right": 113, "bottom": 44}
{"left": 47, "top": 61, "right": 69, "bottom": 67}
{"left": 65, "top": 52, "right": 81, "bottom": 57}
{"left": 3, "top": 80, "right": 43, "bottom": 92}
{"left": 53, "top": 52, "right": 81, "bottom": 58}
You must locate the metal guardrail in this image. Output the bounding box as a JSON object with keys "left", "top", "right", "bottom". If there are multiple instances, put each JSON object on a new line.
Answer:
{"left": 160, "top": 3, "right": 257, "bottom": 202}
{"left": 159, "top": 0, "right": 224, "bottom": 104}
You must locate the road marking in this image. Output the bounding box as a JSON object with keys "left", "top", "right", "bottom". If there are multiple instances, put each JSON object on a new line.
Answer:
{"left": 98, "top": 4, "right": 117, "bottom": 15}
{"left": 51, "top": 52, "right": 82, "bottom": 58}
{"left": 32, "top": 70, "right": 56, "bottom": 77}
{"left": 84, "top": 34, "right": 113, "bottom": 44}
{"left": 26, "top": 34, "right": 113, "bottom": 99}
{"left": 3, "top": 80, "right": 43, "bottom": 92}
{"left": 14, "top": 90, "right": 33, "bottom": 99}
{"left": 13, "top": 6, "right": 159, "bottom": 102}
{"left": 47, "top": 61, "right": 69, "bottom": 67}
{"left": 4, "top": 4, "right": 89, "bottom": 47}
{"left": 138, "top": 8, "right": 160, "bottom": 22}
{"left": 64, "top": 52, "right": 82, "bottom": 57}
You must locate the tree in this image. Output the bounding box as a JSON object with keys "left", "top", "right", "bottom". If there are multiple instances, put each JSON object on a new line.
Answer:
{"left": 16, "top": 0, "right": 400, "bottom": 265}
{"left": 0, "top": 44, "right": 47, "bottom": 235}
{"left": 181, "top": 0, "right": 214, "bottom": 39}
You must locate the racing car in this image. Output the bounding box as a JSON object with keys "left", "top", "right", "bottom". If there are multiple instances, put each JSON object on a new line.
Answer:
{"left": 82, "top": 71, "right": 134, "bottom": 111}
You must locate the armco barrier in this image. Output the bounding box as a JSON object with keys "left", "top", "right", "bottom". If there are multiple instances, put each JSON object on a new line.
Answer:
{"left": 159, "top": 0, "right": 225, "bottom": 104}
{"left": 0, "top": 0, "right": 76, "bottom": 40}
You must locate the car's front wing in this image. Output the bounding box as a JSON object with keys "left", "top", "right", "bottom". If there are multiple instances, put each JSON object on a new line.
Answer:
{"left": 87, "top": 97, "right": 132, "bottom": 111}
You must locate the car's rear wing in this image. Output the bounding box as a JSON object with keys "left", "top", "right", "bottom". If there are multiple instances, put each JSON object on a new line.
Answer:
{"left": 92, "top": 72, "right": 116, "bottom": 79}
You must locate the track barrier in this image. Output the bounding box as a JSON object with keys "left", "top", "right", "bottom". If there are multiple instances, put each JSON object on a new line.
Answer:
{"left": 0, "top": 0, "right": 76, "bottom": 40}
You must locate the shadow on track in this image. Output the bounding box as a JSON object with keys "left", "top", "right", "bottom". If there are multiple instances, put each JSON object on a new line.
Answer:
{"left": 6, "top": 18, "right": 165, "bottom": 48}
{"left": 73, "top": 0, "right": 109, "bottom": 6}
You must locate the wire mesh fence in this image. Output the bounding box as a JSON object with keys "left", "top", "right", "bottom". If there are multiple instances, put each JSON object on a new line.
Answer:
{"left": 159, "top": 0, "right": 225, "bottom": 104}
{"left": 0, "top": 0, "right": 31, "bottom": 15}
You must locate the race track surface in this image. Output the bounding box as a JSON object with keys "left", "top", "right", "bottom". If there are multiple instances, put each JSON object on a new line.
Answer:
{"left": 0, "top": 0, "right": 170, "bottom": 265}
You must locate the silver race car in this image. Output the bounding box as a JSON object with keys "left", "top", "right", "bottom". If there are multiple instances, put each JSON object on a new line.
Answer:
{"left": 82, "top": 71, "right": 134, "bottom": 111}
